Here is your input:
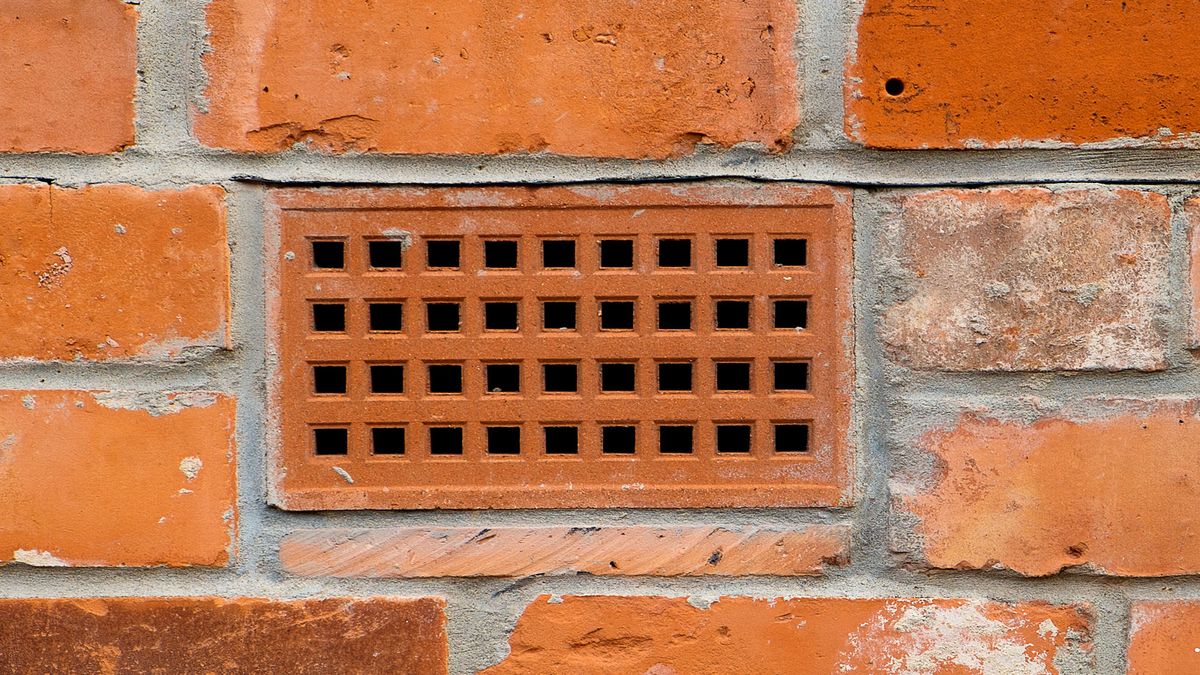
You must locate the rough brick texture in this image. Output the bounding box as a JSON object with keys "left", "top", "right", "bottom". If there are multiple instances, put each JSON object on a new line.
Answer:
{"left": 880, "top": 187, "right": 1170, "bottom": 371}
{"left": 0, "top": 0, "right": 136, "bottom": 153}
{"left": 0, "top": 184, "right": 230, "bottom": 361}
{"left": 0, "top": 391, "right": 236, "bottom": 567}
{"left": 1129, "top": 602, "right": 1200, "bottom": 675}
{"left": 847, "top": 0, "right": 1200, "bottom": 148}
{"left": 484, "top": 596, "right": 1092, "bottom": 673}
{"left": 280, "top": 525, "right": 849, "bottom": 577}
{"left": 0, "top": 597, "right": 447, "bottom": 674}
{"left": 1189, "top": 198, "right": 1200, "bottom": 347}
{"left": 197, "top": 0, "right": 798, "bottom": 158}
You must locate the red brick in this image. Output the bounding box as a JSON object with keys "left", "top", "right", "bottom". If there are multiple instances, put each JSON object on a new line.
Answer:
{"left": 900, "top": 401, "right": 1200, "bottom": 576}
{"left": 196, "top": 0, "right": 798, "bottom": 159}
{"left": 483, "top": 596, "right": 1092, "bottom": 673}
{"left": 1129, "top": 602, "right": 1200, "bottom": 675}
{"left": 280, "top": 525, "right": 850, "bottom": 577}
{"left": 0, "top": 184, "right": 229, "bottom": 361}
{"left": 880, "top": 188, "right": 1170, "bottom": 371}
{"left": 846, "top": 0, "right": 1200, "bottom": 148}
{"left": 0, "top": 0, "right": 136, "bottom": 153}
{"left": 0, "top": 391, "right": 236, "bottom": 567}
{"left": 0, "top": 597, "right": 446, "bottom": 673}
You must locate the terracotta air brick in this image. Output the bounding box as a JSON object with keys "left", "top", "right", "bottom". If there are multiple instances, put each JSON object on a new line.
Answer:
{"left": 0, "top": 0, "right": 136, "bottom": 153}
{"left": 1129, "top": 602, "right": 1200, "bottom": 675}
{"left": 898, "top": 400, "right": 1200, "bottom": 577}
{"left": 879, "top": 187, "right": 1170, "bottom": 372}
{"left": 0, "top": 597, "right": 447, "bottom": 673}
{"left": 483, "top": 595, "right": 1093, "bottom": 673}
{"left": 0, "top": 391, "right": 236, "bottom": 568}
{"left": 280, "top": 525, "right": 850, "bottom": 577}
{"left": 196, "top": 0, "right": 798, "bottom": 159}
{"left": 846, "top": 0, "right": 1200, "bottom": 148}
{"left": 0, "top": 184, "right": 230, "bottom": 361}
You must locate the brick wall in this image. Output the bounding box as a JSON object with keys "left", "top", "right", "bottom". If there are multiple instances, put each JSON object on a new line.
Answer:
{"left": 1, "top": 1, "right": 1197, "bottom": 673}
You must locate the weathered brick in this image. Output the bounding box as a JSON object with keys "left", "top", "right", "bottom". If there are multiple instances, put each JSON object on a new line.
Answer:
{"left": 0, "top": 597, "right": 446, "bottom": 673}
{"left": 484, "top": 596, "right": 1092, "bottom": 673}
{"left": 846, "top": 0, "right": 1200, "bottom": 148}
{"left": 899, "top": 401, "right": 1200, "bottom": 576}
{"left": 197, "top": 0, "right": 797, "bottom": 158}
{"left": 1129, "top": 602, "right": 1200, "bottom": 675}
{"left": 1187, "top": 198, "right": 1200, "bottom": 347}
{"left": 0, "top": 184, "right": 229, "bottom": 361}
{"left": 0, "top": 0, "right": 136, "bottom": 153}
{"left": 0, "top": 391, "right": 236, "bottom": 567}
{"left": 280, "top": 525, "right": 849, "bottom": 577}
{"left": 880, "top": 188, "right": 1169, "bottom": 371}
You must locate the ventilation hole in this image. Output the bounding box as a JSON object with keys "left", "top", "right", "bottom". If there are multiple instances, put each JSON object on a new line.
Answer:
{"left": 312, "top": 303, "right": 346, "bottom": 332}
{"left": 311, "top": 241, "right": 345, "bottom": 269}
{"left": 368, "top": 240, "right": 404, "bottom": 268}
{"left": 429, "top": 426, "right": 464, "bottom": 455}
{"left": 368, "top": 303, "right": 403, "bottom": 332}
{"left": 773, "top": 361, "right": 810, "bottom": 391}
{"left": 542, "top": 240, "right": 576, "bottom": 268}
{"left": 544, "top": 426, "right": 579, "bottom": 454}
{"left": 428, "top": 364, "right": 463, "bottom": 394}
{"left": 426, "top": 302, "right": 461, "bottom": 332}
{"left": 600, "top": 362, "right": 636, "bottom": 392}
{"left": 773, "top": 300, "right": 808, "bottom": 330}
{"left": 774, "top": 424, "right": 810, "bottom": 453}
{"left": 601, "top": 425, "right": 637, "bottom": 454}
{"left": 658, "top": 238, "right": 692, "bottom": 268}
{"left": 659, "top": 425, "right": 694, "bottom": 454}
{"left": 716, "top": 424, "right": 752, "bottom": 454}
{"left": 657, "top": 301, "right": 692, "bottom": 330}
{"left": 715, "top": 239, "right": 750, "bottom": 267}
{"left": 599, "top": 239, "right": 634, "bottom": 268}
{"left": 884, "top": 77, "right": 905, "bottom": 96}
{"left": 715, "top": 300, "right": 750, "bottom": 330}
{"left": 313, "top": 365, "right": 347, "bottom": 394}
{"left": 599, "top": 301, "right": 635, "bottom": 331}
{"left": 773, "top": 239, "right": 807, "bottom": 266}
{"left": 484, "top": 302, "right": 519, "bottom": 331}
{"left": 369, "top": 365, "right": 405, "bottom": 394}
{"left": 487, "top": 426, "right": 521, "bottom": 455}
{"left": 657, "top": 362, "right": 693, "bottom": 392}
{"left": 484, "top": 239, "right": 518, "bottom": 269}
{"left": 543, "top": 363, "right": 579, "bottom": 393}
{"left": 426, "top": 239, "right": 460, "bottom": 269}
{"left": 543, "top": 301, "right": 577, "bottom": 330}
{"left": 371, "top": 427, "right": 406, "bottom": 455}
{"left": 485, "top": 364, "right": 521, "bottom": 393}
{"left": 313, "top": 427, "right": 349, "bottom": 455}
{"left": 715, "top": 362, "right": 751, "bottom": 392}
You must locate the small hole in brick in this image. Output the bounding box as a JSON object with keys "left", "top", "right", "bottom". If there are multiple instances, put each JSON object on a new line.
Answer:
{"left": 716, "top": 424, "right": 752, "bottom": 453}
{"left": 658, "top": 238, "right": 692, "bottom": 267}
{"left": 428, "top": 364, "right": 463, "bottom": 394}
{"left": 369, "top": 365, "right": 405, "bottom": 394}
{"left": 773, "top": 361, "right": 809, "bottom": 391}
{"left": 426, "top": 239, "right": 460, "bottom": 269}
{"left": 544, "top": 426, "right": 579, "bottom": 454}
{"left": 369, "top": 303, "right": 403, "bottom": 331}
{"left": 427, "top": 302, "right": 461, "bottom": 332}
{"left": 773, "top": 239, "right": 807, "bottom": 266}
{"left": 371, "top": 427, "right": 405, "bottom": 455}
{"left": 543, "top": 301, "right": 577, "bottom": 330}
{"left": 600, "top": 362, "right": 636, "bottom": 392}
{"left": 715, "top": 300, "right": 750, "bottom": 330}
{"left": 716, "top": 362, "right": 751, "bottom": 392}
{"left": 599, "top": 239, "right": 634, "bottom": 268}
{"left": 885, "top": 77, "right": 905, "bottom": 96}
{"left": 484, "top": 240, "right": 518, "bottom": 269}
{"left": 599, "top": 301, "right": 635, "bottom": 331}
{"left": 543, "top": 363, "right": 578, "bottom": 393}
{"left": 773, "top": 300, "right": 808, "bottom": 330}
{"left": 312, "top": 303, "right": 346, "bottom": 332}
{"left": 429, "top": 426, "right": 464, "bottom": 455}
{"left": 368, "top": 241, "right": 404, "bottom": 268}
{"left": 312, "top": 241, "right": 345, "bottom": 269}
{"left": 313, "top": 365, "right": 347, "bottom": 394}
{"left": 658, "top": 362, "right": 693, "bottom": 392}
{"left": 774, "top": 424, "right": 810, "bottom": 453}
{"left": 657, "top": 301, "right": 692, "bottom": 330}
{"left": 542, "top": 240, "right": 576, "bottom": 268}
{"left": 602, "top": 425, "right": 637, "bottom": 454}
{"left": 484, "top": 302, "right": 519, "bottom": 330}
{"left": 659, "top": 425, "right": 694, "bottom": 454}
{"left": 486, "top": 364, "right": 521, "bottom": 393}
{"left": 715, "top": 239, "right": 749, "bottom": 267}
{"left": 313, "top": 427, "right": 349, "bottom": 455}
{"left": 487, "top": 426, "right": 521, "bottom": 455}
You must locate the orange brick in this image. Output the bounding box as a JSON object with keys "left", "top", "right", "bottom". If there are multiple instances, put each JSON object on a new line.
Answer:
{"left": 0, "top": 0, "right": 136, "bottom": 153}
{"left": 484, "top": 596, "right": 1092, "bottom": 673}
{"left": 280, "top": 525, "right": 849, "bottom": 577}
{"left": 0, "top": 597, "right": 446, "bottom": 673}
{"left": 1129, "top": 602, "right": 1200, "bottom": 675}
{"left": 901, "top": 401, "right": 1200, "bottom": 576}
{"left": 196, "top": 0, "right": 797, "bottom": 158}
{"left": 846, "top": 0, "right": 1200, "bottom": 148}
{"left": 0, "top": 391, "right": 236, "bottom": 567}
{"left": 0, "top": 184, "right": 229, "bottom": 361}
{"left": 880, "top": 188, "right": 1170, "bottom": 371}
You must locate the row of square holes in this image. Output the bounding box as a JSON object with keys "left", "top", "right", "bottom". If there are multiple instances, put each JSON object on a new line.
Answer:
{"left": 311, "top": 360, "right": 809, "bottom": 396}
{"left": 313, "top": 422, "right": 811, "bottom": 456}
{"left": 312, "top": 298, "right": 809, "bottom": 333}
{"left": 310, "top": 236, "right": 808, "bottom": 272}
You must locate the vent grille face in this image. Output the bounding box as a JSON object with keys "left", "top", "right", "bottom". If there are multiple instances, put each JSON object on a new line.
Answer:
{"left": 269, "top": 185, "right": 853, "bottom": 509}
